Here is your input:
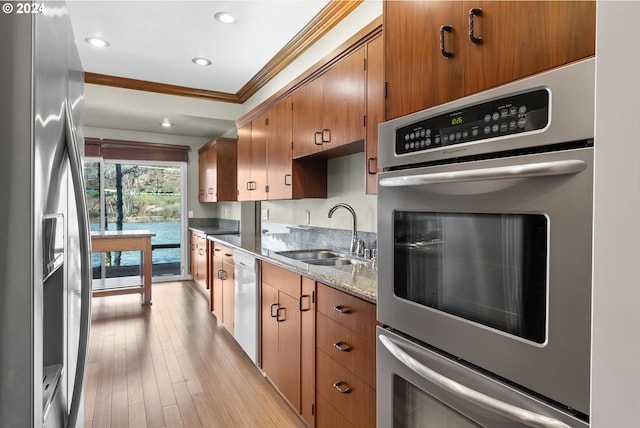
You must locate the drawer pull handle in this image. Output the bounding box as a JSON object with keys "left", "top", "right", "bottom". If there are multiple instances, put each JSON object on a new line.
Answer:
{"left": 332, "top": 381, "right": 351, "bottom": 394}
{"left": 276, "top": 307, "right": 285, "bottom": 322}
{"left": 217, "top": 269, "right": 226, "bottom": 280}
{"left": 333, "top": 341, "right": 351, "bottom": 352}
{"left": 270, "top": 303, "right": 279, "bottom": 318}
{"left": 334, "top": 305, "right": 351, "bottom": 314}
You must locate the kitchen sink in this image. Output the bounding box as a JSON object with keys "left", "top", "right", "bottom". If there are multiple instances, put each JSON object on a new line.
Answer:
{"left": 275, "top": 249, "right": 367, "bottom": 266}
{"left": 276, "top": 249, "right": 344, "bottom": 260}
{"left": 306, "top": 258, "right": 366, "bottom": 266}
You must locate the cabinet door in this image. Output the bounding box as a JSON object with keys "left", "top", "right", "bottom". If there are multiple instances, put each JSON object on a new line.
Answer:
{"left": 384, "top": 0, "right": 465, "bottom": 120}
{"left": 322, "top": 47, "right": 366, "bottom": 150}
{"left": 196, "top": 234, "right": 207, "bottom": 285}
{"left": 250, "top": 112, "right": 269, "bottom": 200}
{"left": 463, "top": 1, "right": 596, "bottom": 97}
{"left": 205, "top": 145, "right": 216, "bottom": 202}
{"left": 292, "top": 76, "right": 324, "bottom": 158}
{"left": 266, "top": 96, "right": 293, "bottom": 200}
{"left": 277, "top": 290, "right": 301, "bottom": 412}
{"left": 189, "top": 231, "right": 197, "bottom": 278}
{"left": 211, "top": 250, "right": 224, "bottom": 318}
{"left": 365, "top": 35, "right": 384, "bottom": 195}
{"left": 300, "top": 277, "right": 316, "bottom": 427}
{"left": 261, "top": 282, "right": 280, "bottom": 382}
{"left": 222, "top": 254, "right": 234, "bottom": 334}
{"left": 237, "top": 123, "right": 252, "bottom": 201}
{"left": 198, "top": 151, "right": 207, "bottom": 202}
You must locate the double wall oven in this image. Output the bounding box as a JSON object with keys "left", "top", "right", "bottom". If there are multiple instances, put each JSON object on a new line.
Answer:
{"left": 377, "top": 59, "right": 594, "bottom": 427}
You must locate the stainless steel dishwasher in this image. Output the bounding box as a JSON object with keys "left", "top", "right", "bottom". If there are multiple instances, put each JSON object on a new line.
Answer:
{"left": 233, "top": 250, "right": 259, "bottom": 366}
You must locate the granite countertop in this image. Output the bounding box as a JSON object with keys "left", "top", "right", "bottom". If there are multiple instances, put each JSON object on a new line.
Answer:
{"left": 203, "top": 232, "right": 377, "bottom": 304}
{"left": 91, "top": 230, "right": 156, "bottom": 238}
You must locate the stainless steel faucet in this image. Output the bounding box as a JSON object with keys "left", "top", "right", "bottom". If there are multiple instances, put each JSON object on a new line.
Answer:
{"left": 328, "top": 203, "right": 363, "bottom": 256}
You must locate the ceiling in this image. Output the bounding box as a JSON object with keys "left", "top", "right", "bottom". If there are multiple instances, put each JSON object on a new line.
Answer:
{"left": 66, "top": 0, "right": 341, "bottom": 139}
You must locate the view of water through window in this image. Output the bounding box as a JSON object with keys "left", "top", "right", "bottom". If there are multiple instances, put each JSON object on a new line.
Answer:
{"left": 85, "top": 161, "right": 183, "bottom": 278}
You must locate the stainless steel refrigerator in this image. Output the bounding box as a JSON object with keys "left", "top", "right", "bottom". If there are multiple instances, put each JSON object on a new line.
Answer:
{"left": 0, "top": 2, "right": 92, "bottom": 427}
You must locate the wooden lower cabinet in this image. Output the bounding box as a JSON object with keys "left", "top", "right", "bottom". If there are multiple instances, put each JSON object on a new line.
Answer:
{"left": 210, "top": 243, "right": 234, "bottom": 334}
{"left": 261, "top": 263, "right": 304, "bottom": 413}
{"left": 260, "top": 264, "right": 376, "bottom": 428}
{"left": 315, "top": 282, "right": 376, "bottom": 428}
{"left": 190, "top": 231, "right": 208, "bottom": 288}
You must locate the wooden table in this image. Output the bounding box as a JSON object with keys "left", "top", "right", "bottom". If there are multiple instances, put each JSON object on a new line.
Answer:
{"left": 91, "top": 230, "right": 156, "bottom": 305}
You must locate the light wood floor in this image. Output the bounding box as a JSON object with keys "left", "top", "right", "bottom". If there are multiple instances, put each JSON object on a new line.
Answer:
{"left": 84, "top": 281, "right": 305, "bottom": 428}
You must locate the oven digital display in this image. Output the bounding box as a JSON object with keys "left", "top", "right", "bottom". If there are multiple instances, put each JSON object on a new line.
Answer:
{"left": 395, "top": 89, "right": 550, "bottom": 156}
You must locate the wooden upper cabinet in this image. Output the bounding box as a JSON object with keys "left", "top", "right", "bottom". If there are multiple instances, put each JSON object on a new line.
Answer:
{"left": 365, "top": 34, "right": 384, "bottom": 195}
{"left": 293, "top": 46, "right": 366, "bottom": 158}
{"left": 463, "top": 1, "right": 596, "bottom": 96}
{"left": 384, "top": 1, "right": 465, "bottom": 120}
{"left": 237, "top": 117, "right": 268, "bottom": 201}
{"left": 266, "top": 96, "right": 293, "bottom": 200}
{"left": 321, "top": 47, "right": 366, "bottom": 150}
{"left": 384, "top": 1, "right": 596, "bottom": 120}
{"left": 292, "top": 76, "right": 324, "bottom": 158}
{"left": 236, "top": 123, "right": 252, "bottom": 201}
{"left": 197, "top": 137, "right": 237, "bottom": 202}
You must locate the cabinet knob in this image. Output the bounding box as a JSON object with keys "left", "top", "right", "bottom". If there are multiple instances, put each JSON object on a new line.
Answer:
{"left": 468, "top": 8, "right": 483, "bottom": 45}
{"left": 332, "top": 381, "right": 351, "bottom": 394}
{"left": 440, "top": 25, "right": 454, "bottom": 58}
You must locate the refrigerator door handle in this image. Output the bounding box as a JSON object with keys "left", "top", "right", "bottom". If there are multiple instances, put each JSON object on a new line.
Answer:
{"left": 65, "top": 101, "right": 92, "bottom": 428}
{"left": 378, "top": 335, "right": 571, "bottom": 428}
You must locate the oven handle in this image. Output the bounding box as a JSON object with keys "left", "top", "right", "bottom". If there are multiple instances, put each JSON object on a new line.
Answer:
{"left": 378, "top": 159, "right": 587, "bottom": 187}
{"left": 379, "top": 335, "right": 571, "bottom": 428}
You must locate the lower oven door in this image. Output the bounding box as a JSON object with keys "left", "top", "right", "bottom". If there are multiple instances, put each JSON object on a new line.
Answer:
{"left": 377, "top": 146, "right": 593, "bottom": 415}
{"left": 377, "top": 327, "right": 588, "bottom": 428}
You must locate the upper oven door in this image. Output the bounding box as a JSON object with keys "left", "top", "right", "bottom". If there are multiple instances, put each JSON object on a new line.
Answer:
{"left": 377, "top": 146, "right": 593, "bottom": 415}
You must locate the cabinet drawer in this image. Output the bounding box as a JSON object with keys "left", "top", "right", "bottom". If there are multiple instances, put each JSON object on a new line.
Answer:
{"left": 316, "top": 283, "right": 375, "bottom": 335}
{"left": 316, "top": 393, "right": 355, "bottom": 428}
{"left": 261, "top": 262, "right": 300, "bottom": 297}
{"left": 316, "top": 312, "right": 375, "bottom": 388}
{"left": 213, "top": 243, "right": 233, "bottom": 257}
{"left": 316, "top": 350, "right": 376, "bottom": 428}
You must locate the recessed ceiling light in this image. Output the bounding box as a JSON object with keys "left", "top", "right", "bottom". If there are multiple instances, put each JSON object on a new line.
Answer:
{"left": 214, "top": 12, "right": 237, "bottom": 24}
{"left": 192, "top": 57, "right": 212, "bottom": 66}
{"left": 85, "top": 37, "right": 110, "bottom": 48}
{"left": 161, "top": 120, "right": 173, "bottom": 128}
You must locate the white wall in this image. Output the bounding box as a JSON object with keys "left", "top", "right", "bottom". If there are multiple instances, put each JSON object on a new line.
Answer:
{"left": 591, "top": 2, "right": 640, "bottom": 425}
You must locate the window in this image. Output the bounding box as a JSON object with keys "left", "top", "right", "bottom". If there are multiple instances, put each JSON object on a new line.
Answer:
{"left": 85, "top": 157, "right": 188, "bottom": 282}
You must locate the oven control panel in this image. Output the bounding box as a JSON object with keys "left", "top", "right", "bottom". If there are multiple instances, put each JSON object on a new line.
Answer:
{"left": 395, "top": 89, "right": 549, "bottom": 156}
